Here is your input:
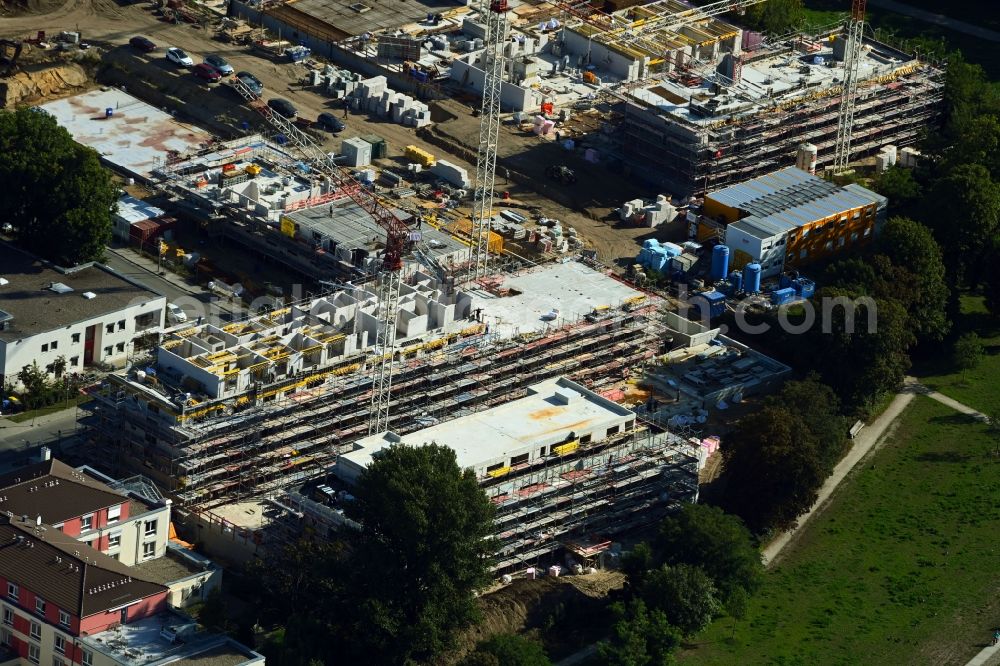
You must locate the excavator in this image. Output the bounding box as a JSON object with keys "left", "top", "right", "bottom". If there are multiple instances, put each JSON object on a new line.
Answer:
{"left": 0, "top": 39, "right": 23, "bottom": 77}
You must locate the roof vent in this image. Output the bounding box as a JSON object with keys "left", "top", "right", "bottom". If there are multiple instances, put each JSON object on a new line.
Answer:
{"left": 553, "top": 388, "right": 579, "bottom": 405}
{"left": 82, "top": 292, "right": 97, "bottom": 300}
{"left": 0, "top": 277, "right": 8, "bottom": 286}
{"left": 49, "top": 282, "right": 74, "bottom": 294}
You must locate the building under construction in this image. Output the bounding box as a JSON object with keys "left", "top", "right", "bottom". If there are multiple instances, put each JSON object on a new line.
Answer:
{"left": 86, "top": 261, "right": 666, "bottom": 517}
{"left": 622, "top": 31, "right": 944, "bottom": 195}
{"left": 339, "top": 376, "right": 699, "bottom": 575}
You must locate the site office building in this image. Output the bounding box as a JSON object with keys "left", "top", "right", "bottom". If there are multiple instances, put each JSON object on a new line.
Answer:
{"left": 696, "top": 166, "right": 887, "bottom": 279}
{"left": 0, "top": 244, "right": 165, "bottom": 388}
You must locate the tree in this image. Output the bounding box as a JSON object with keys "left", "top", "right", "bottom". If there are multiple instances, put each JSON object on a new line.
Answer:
{"left": 344, "top": 443, "right": 496, "bottom": 663}
{"left": 928, "top": 163, "right": 1000, "bottom": 287}
{"left": 596, "top": 599, "right": 681, "bottom": 666}
{"left": 0, "top": 108, "right": 117, "bottom": 265}
{"left": 462, "top": 635, "right": 552, "bottom": 666}
{"left": 743, "top": 0, "right": 803, "bottom": 35}
{"left": 638, "top": 564, "right": 721, "bottom": 637}
{"left": 986, "top": 252, "right": 1000, "bottom": 320}
{"left": 953, "top": 332, "right": 984, "bottom": 372}
{"left": 17, "top": 362, "right": 53, "bottom": 409}
{"left": 950, "top": 114, "right": 1000, "bottom": 180}
{"left": 872, "top": 166, "right": 922, "bottom": 218}
{"left": 621, "top": 541, "right": 655, "bottom": 591}
{"left": 197, "top": 588, "right": 228, "bottom": 633}
{"left": 654, "top": 504, "right": 763, "bottom": 603}
{"left": 720, "top": 405, "right": 829, "bottom": 533}
{"left": 724, "top": 586, "right": 750, "bottom": 639}
{"left": 808, "top": 290, "right": 915, "bottom": 413}
{"left": 875, "top": 217, "right": 950, "bottom": 342}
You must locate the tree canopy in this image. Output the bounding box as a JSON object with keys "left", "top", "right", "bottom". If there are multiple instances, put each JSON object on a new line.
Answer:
{"left": 0, "top": 108, "right": 117, "bottom": 265}
{"left": 928, "top": 163, "right": 1000, "bottom": 287}
{"left": 638, "top": 564, "right": 721, "bottom": 637}
{"left": 720, "top": 377, "right": 849, "bottom": 533}
{"left": 461, "top": 635, "right": 552, "bottom": 666}
{"left": 654, "top": 504, "right": 763, "bottom": 603}
{"left": 743, "top": 0, "right": 803, "bottom": 35}
{"left": 344, "top": 443, "right": 496, "bottom": 663}
{"left": 596, "top": 599, "right": 681, "bottom": 666}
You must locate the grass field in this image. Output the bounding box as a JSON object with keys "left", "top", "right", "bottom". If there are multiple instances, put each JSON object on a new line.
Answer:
{"left": 680, "top": 396, "right": 1000, "bottom": 665}
{"left": 916, "top": 296, "right": 1000, "bottom": 418}
{"left": 5, "top": 395, "right": 89, "bottom": 423}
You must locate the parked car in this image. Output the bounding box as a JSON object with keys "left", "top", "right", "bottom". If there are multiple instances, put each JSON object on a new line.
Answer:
{"left": 235, "top": 71, "right": 263, "bottom": 97}
{"left": 267, "top": 98, "right": 297, "bottom": 119}
{"left": 166, "top": 303, "right": 188, "bottom": 324}
{"left": 128, "top": 36, "right": 157, "bottom": 52}
{"left": 316, "top": 112, "right": 345, "bottom": 133}
{"left": 165, "top": 47, "right": 193, "bottom": 67}
{"left": 192, "top": 63, "right": 221, "bottom": 83}
{"left": 203, "top": 54, "right": 234, "bottom": 76}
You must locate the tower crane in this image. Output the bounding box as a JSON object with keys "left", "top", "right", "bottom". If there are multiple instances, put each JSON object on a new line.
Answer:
{"left": 468, "top": 0, "right": 512, "bottom": 281}
{"left": 832, "top": 0, "right": 867, "bottom": 173}
{"left": 228, "top": 79, "right": 410, "bottom": 435}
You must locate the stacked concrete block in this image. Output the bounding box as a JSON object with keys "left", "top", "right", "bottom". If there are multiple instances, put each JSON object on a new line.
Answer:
{"left": 430, "top": 160, "right": 471, "bottom": 188}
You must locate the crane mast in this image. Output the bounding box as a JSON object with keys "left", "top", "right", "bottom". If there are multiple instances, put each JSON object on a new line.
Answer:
{"left": 468, "top": 0, "right": 511, "bottom": 280}
{"left": 833, "top": 0, "right": 867, "bottom": 173}
{"left": 227, "top": 78, "right": 409, "bottom": 435}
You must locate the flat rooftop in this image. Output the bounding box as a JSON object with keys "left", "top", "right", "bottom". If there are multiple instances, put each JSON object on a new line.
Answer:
{"left": 133, "top": 547, "right": 214, "bottom": 585}
{"left": 117, "top": 195, "right": 166, "bottom": 224}
{"left": 40, "top": 88, "right": 214, "bottom": 180}
{"left": 630, "top": 38, "right": 916, "bottom": 128}
{"left": 0, "top": 243, "right": 163, "bottom": 342}
{"left": 287, "top": 200, "right": 467, "bottom": 267}
{"left": 285, "top": 0, "right": 456, "bottom": 38}
{"left": 468, "top": 261, "right": 645, "bottom": 338}
{"left": 81, "top": 612, "right": 262, "bottom": 666}
{"left": 344, "top": 376, "right": 634, "bottom": 471}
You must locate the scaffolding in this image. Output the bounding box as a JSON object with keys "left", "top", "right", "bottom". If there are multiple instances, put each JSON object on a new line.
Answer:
{"left": 87, "top": 285, "right": 667, "bottom": 512}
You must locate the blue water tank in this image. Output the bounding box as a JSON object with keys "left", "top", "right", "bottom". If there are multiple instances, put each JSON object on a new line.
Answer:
{"left": 743, "top": 262, "right": 762, "bottom": 293}
{"left": 711, "top": 245, "right": 730, "bottom": 281}
{"left": 729, "top": 271, "right": 743, "bottom": 293}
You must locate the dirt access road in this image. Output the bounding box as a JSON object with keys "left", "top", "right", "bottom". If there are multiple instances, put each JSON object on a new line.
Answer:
{"left": 1, "top": 0, "right": 665, "bottom": 266}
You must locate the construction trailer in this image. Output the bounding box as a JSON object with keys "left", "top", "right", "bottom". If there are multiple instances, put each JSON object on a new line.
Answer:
{"left": 85, "top": 262, "right": 668, "bottom": 518}
{"left": 338, "top": 377, "right": 700, "bottom": 575}
{"left": 621, "top": 32, "right": 943, "bottom": 195}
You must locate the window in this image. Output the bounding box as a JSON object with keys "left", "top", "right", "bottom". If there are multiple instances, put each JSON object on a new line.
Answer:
{"left": 607, "top": 425, "right": 620, "bottom": 436}
{"left": 580, "top": 434, "right": 592, "bottom": 444}
{"left": 143, "top": 542, "right": 156, "bottom": 558}
{"left": 3, "top": 608, "right": 12, "bottom": 626}
{"left": 838, "top": 236, "right": 846, "bottom": 247}
{"left": 51, "top": 341, "right": 58, "bottom": 350}
{"left": 850, "top": 232, "right": 859, "bottom": 242}
{"left": 108, "top": 505, "right": 121, "bottom": 524}
{"left": 510, "top": 453, "right": 529, "bottom": 466}
{"left": 103, "top": 346, "right": 112, "bottom": 356}
{"left": 116, "top": 342, "right": 125, "bottom": 353}
{"left": 144, "top": 519, "right": 158, "bottom": 536}
{"left": 28, "top": 643, "right": 40, "bottom": 664}
{"left": 70, "top": 356, "right": 79, "bottom": 366}
{"left": 853, "top": 210, "right": 861, "bottom": 219}
{"left": 54, "top": 635, "right": 65, "bottom": 655}
{"left": 7, "top": 582, "right": 18, "bottom": 601}
{"left": 799, "top": 249, "right": 808, "bottom": 259}
{"left": 0, "top": 628, "right": 9, "bottom": 646}
{"left": 864, "top": 226, "right": 872, "bottom": 237}
{"left": 82, "top": 650, "right": 93, "bottom": 666}
{"left": 108, "top": 531, "right": 122, "bottom": 548}
{"left": 117, "top": 320, "right": 125, "bottom": 331}
{"left": 486, "top": 463, "right": 504, "bottom": 473}
{"left": 105, "top": 324, "right": 114, "bottom": 334}
{"left": 824, "top": 241, "right": 834, "bottom": 251}
{"left": 53, "top": 523, "right": 64, "bottom": 532}
{"left": 41, "top": 343, "right": 48, "bottom": 353}
{"left": 30, "top": 620, "right": 41, "bottom": 639}
{"left": 110, "top": 553, "right": 119, "bottom": 561}
{"left": 54, "top": 659, "right": 65, "bottom": 666}
{"left": 59, "top": 610, "right": 70, "bottom": 627}
{"left": 72, "top": 333, "right": 80, "bottom": 343}
{"left": 81, "top": 514, "right": 93, "bottom": 531}
{"left": 35, "top": 597, "right": 45, "bottom": 615}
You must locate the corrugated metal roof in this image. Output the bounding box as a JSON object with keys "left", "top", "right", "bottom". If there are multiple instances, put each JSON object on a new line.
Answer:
{"left": 709, "top": 167, "right": 884, "bottom": 235}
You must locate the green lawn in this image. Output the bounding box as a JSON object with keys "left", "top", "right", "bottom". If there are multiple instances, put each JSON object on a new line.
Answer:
{"left": 680, "top": 396, "right": 1000, "bottom": 665}
{"left": 5, "top": 395, "right": 89, "bottom": 423}
{"left": 916, "top": 295, "right": 1000, "bottom": 418}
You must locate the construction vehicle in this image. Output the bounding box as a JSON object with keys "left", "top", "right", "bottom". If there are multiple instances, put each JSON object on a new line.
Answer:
{"left": 546, "top": 165, "right": 578, "bottom": 185}
{"left": 0, "top": 40, "right": 23, "bottom": 77}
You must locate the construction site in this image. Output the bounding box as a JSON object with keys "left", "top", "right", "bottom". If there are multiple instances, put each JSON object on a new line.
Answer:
{"left": 85, "top": 262, "right": 677, "bottom": 539}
